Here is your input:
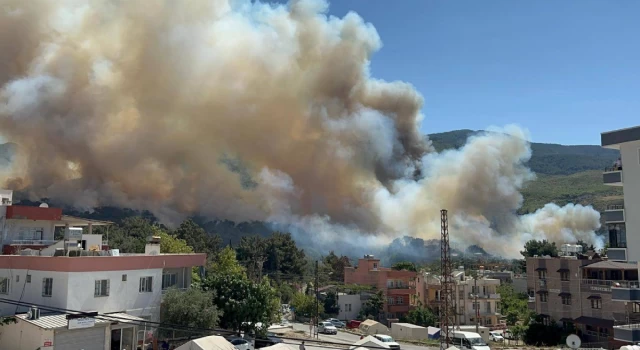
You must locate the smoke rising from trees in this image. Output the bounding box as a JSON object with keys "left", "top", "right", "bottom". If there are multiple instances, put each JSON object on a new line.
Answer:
{"left": 0, "top": 0, "right": 601, "bottom": 257}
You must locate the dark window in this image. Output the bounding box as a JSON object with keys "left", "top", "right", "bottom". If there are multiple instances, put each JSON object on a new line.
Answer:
{"left": 561, "top": 295, "right": 571, "bottom": 305}
{"left": 538, "top": 270, "right": 547, "bottom": 279}
{"left": 94, "top": 279, "right": 110, "bottom": 297}
{"left": 560, "top": 272, "right": 569, "bottom": 281}
{"left": 539, "top": 293, "right": 548, "bottom": 302}
{"left": 633, "top": 303, "right": 640, "bottom": 313}
{"left": 42, "top": 278, "right": 53, "bottom": 297}
{"left": 591, "top": 299, "right": 602, "bottom": 309}
{"left": 139, "top": 276, "right": 153, "bottom": 293}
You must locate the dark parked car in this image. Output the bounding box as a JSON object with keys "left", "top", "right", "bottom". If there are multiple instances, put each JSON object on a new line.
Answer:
{"left": 254, "top": 332, "right": 283, "bottom": 348}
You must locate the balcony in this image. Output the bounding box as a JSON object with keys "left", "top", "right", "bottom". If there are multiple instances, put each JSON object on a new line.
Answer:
{"left": 468, "top": 293, "right": 500, "bottom": 299}
{"left": 612, "top": 281, "right": 640, "bottom": 302}
{"left": 604, "top": 205, "right": 625, "bottom": 223}
{"left": 603, "top": 167, "right": 623, "bottom": 186}
{"left": 614, "top": 324, "right": 640, "bottom": 343}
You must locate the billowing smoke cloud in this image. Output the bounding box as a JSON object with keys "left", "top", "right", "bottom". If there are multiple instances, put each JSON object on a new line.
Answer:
{"left": 0, "top": 0, "right": 601, "bottom": 257}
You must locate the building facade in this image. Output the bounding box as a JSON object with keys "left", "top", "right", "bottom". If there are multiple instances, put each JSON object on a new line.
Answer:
{"left": 527, "top": 255, "right": 638, "bottom": 346}
{"left": 420, "top": 270, "right": 503, "bottom": 329}
{"left": 344, "top": 255, "right": 418, "bottom": 323}
{"left": 0, "top": 250, "right": 206, "bottom": 322}
{"left": 600, "top": 124, "right": 640, "bottom": 344}
{"left": 601, "top": 126, "right": 640, "bottom": 263}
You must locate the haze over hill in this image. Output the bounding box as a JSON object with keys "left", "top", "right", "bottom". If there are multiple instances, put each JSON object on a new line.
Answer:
{"left": 8, "top": 128, "right": 617, "bottom": 261}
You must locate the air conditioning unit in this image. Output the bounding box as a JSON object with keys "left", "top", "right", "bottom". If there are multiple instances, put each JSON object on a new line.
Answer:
{"left": 27, "top": 306, "right": 40, "bottom": 320}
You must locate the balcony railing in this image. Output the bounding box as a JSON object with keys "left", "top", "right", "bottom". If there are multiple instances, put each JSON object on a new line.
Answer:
{"left": 605, "top": 166, "right": 622, "bottom": 172}
{"left": 607, "top": 204, "right": 624, "bottom": 210}
{"left": 469, "top": 293, "right": 500, "bottom": 299}
{"left": 11, "top": 240, "right": 56, "bottom": 246}
{"left": 613, "top": 281, "right": 640, "bottom": 288}
{"left": 582, "top": 279, "right": 630, "bottom": 287}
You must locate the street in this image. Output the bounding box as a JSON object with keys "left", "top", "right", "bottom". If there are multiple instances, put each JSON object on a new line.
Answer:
{"left": 273, "top": 322, "right": 438, "bottom": 350}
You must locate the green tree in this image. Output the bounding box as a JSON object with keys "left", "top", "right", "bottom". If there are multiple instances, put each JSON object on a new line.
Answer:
{"left": 291, "top": 292, "right": 324, "bottom": 318}
{"left": 276, "top": 283, "right": 296, "bottom": 304}
{"left": 361, "top": 291, "right": 385, "bottom": 321}
{"left": 204, "top": 273, "right": 279, "bottom": 335}
{"left": 264, "top": 232, "right": 307, "bottom": 282}
{"left": 520, "top": 239, "right": 558, "bottom": 258}
{"left": 158, "top": 230, "right": 194, "bottom": 254}
{"left": 101, "top": 216, "right": 157, "bottom": 253}
{"left": 400, "top": 306, "right": 436, "bottom": 327}
{"left": 174, "top": 219, "right": 222, "bottom": 259}
{"left": 497, "top": 284, "right": 533, "bottom": 326}
{"left": 576, "top": 240, "right": 595, "bottom": 253}
{"left": 323, "top": 291, "right": 339, "bottom": 315}
{"left": 237, "top": 236, "right": 268, "bottom": 282}
{"left": 160, "top": 288, "right": 219, "bottom": 338}
{"left": 391, "top": 261, "right": 417, "bottom": 272}
{"left": 209, "top": 246, "right": 246, "bottom": 278}
{"left": 322, "top": 251, "right": 351, "bottom": 282}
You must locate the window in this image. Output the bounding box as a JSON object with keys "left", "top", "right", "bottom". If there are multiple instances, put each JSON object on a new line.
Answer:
{"left": 0, "top": 277, "right": 9, "bottom": 294}
{"left": 345, "top": 304, "right": 352, "bottom": 312}
{"left": 396, "top": 296, "right": 404, "bottom": 305}
{"left": 42, "top": 278, "right": 53, "bottom": 297}
{"left": 18, "top": 227, "right": 44, "bottom": 240}
{"left": 539, "top": 293, "right": 548, "bottom": 303}
{"left": 485, "top": 301, "right": 491, "bottom": 312}
{"left": 26, "top": 274, "right": 31, "bottom": 283}
{"left": 94, "top": 279, "right": 110, "bottom": 297}
{"left": 560, "top": 272, "right": 569, "bottom": 281}
{"left": 122, "top": 274, "right": 127, "bottom": 282}
{"left": 473, "top": 302, "right": 479, "bottom": 310}
{"left": 162, "top": 274, "right": 177, "bottom": 290}
{"left": 634, "top": 303, "right": 640, "bottom": 313}
{"left": 543, "top": 317, "right": 551, "bottom": 326}
{"left": 387, "top": 297, "right": 395, "bottom": 305}
{"left": 591, "top": 299, "right": 602, "bottom": 309}
{"left": 139, "top": 276, "right": 153, "bottom": 293}
{"left": 561, "top": 295, "right": 571, "bottom": 305}
{"left": 458, "top": 290, "right": 464, "bottom": 299}
{"left": 373, "top": 263, "right": 378, "bottom": 269}
{"left": 538, "top": 270, "right": 547, "bottom": 279}
{"left": 15, "top": 275, "right": 19, "bottom": 283}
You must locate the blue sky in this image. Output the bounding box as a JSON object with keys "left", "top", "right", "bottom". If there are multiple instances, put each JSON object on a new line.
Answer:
{"left": 318, "top": 0, "right": 639, "bottom": 145}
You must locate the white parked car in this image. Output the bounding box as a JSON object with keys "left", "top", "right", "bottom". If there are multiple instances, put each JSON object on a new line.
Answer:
{"left": 373, "top": 334, "right": 400, "bottom": 350}
{"left": 230, "top": 338, "right": 254, "bottom": 350}
{"left": 318, "top": 321, "right": 338, "bottom": 335}
{"left": 489, "top": 331, "right": 504, "bottom": 342}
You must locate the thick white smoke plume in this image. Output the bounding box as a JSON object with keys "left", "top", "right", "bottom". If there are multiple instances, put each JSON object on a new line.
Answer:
{"left": 0, "top": 0, "right": 602, "bottom": 257}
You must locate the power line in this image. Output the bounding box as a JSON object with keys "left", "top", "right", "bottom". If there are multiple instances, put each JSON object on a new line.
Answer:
{"left": 0, "top": 297, "right": 396, "bottom": 350}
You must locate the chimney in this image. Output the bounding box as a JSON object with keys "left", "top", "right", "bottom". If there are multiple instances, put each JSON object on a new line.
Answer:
{"left": 145, "top": 236, "right": 161, "bottom": 255}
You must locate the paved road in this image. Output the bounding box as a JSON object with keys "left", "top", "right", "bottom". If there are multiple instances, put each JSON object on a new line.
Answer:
{"left": 279, "top": 322, "right": 438, "bottom": 350}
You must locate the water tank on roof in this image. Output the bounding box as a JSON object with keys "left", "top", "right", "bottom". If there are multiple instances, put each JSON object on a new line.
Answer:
{"left": 39, "top": 203, "right": 49, "bottom": 208}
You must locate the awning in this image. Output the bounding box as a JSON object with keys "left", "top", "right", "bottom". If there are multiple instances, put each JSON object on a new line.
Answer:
{"left": 557, "top": 268, "right": 570, "bottom": 272}
{"left": 559, "top": 292, "right": 571, "bottom": 297}
{"left": 587, "top": 295, "right": 602, "bottom": 300}
{"left": 573, "top": 316, "right": 614, "bottom": 329}
{"left": 535, "top": 267, "right": 547, "bottom": 271}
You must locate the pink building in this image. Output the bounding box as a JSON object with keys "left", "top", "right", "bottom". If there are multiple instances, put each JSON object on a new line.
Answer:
{"left": 344, "top": 255, "right": 417, "bottom": 323}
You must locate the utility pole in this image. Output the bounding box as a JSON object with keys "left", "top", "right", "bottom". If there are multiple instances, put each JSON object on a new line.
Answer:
{"left": 315, "top": 260, "right": 319, "bottom": 339}
{"left": 440, "top": 209, "right": 455, "bottom": 350}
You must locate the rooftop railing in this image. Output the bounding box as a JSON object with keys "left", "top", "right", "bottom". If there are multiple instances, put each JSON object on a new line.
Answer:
{"left": 605, "top": 166, "right": 622, "bottom": 172}
{"left": 606, "top": 204, "right": 625, "bottom": 210}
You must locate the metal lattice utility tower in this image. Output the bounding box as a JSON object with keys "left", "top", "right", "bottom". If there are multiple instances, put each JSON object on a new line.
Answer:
{"left": 440, "top": 209, "right": 456, "bottom": 349}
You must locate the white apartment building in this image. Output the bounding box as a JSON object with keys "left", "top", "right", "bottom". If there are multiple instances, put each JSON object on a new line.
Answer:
{"left": 421, "top": 270, "right": 504, "bottom": 329}
{"left": 337, "top": 293, "right": 363, "bottom": 320}
{"left": 0, "top": 246, "right": 205, "bottom": 322}
{"left": 601, "top": 126, "right": 640, "bottom": 263}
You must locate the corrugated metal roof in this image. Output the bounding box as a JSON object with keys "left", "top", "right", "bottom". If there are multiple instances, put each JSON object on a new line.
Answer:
{"left": 392, "top": 323, "right": 426, "bottom": 329}
{"left": 17, "top": 312, "right": 145, "bottom": 330}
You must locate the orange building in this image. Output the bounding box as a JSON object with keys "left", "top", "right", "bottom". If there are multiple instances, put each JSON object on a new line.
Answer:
{"left": 344, "top": 255, "right": 418, "bottom": 323}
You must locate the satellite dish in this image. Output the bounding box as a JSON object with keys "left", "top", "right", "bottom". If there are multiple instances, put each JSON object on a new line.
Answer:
{"left": 39, "top": 203, "right": 49, "bottom": 208}
{"left": 566, "top": 334, "right": 581, "bottom": 349}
